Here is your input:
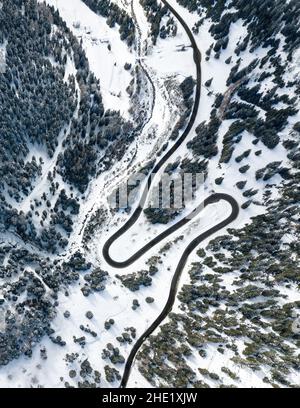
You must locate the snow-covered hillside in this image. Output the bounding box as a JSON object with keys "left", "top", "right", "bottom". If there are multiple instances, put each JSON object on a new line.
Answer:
{"left": 0, "top": 0, "right": 299, "bottom": 389}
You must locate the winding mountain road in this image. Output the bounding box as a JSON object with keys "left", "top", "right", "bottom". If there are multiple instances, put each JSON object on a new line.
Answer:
{"left": 103, "top": 0, "right": 239, "bottom": 388}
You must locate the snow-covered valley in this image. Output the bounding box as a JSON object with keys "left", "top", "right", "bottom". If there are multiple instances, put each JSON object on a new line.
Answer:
{"left": 0, "top": 0, "right": 299, "bottom": 389}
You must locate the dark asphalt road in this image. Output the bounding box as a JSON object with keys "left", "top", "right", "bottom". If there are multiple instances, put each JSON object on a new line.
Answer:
{"left": 102, "top": 0, "right": 239, "bottom": 388}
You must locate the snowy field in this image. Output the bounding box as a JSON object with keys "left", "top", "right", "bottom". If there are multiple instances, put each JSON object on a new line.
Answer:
{"left": 0, "top": 0, "right": 298, "bottom": 389}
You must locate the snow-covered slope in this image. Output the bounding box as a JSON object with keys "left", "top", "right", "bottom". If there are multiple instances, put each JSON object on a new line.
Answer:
{"left": 0, "top": 0, "right": 299, "bottom": 389}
